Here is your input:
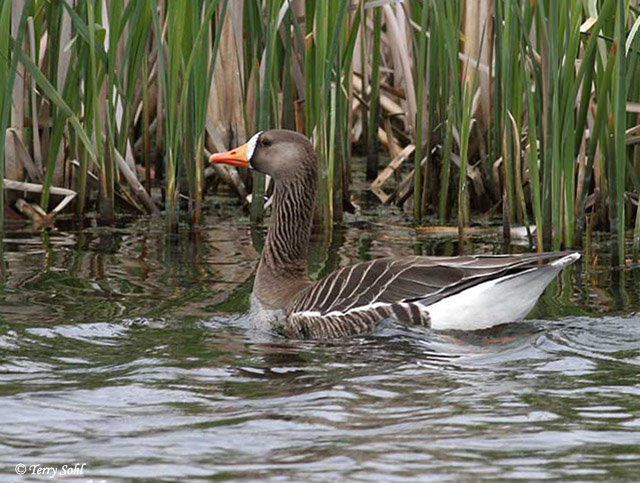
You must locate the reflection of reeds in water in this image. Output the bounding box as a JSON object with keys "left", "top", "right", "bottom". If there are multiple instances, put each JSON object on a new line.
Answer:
{"left": 1, "top": 220, "right": 258, "bottom": 321}
{"left": 0, "top": 1, "right": 639, "bottom": 264}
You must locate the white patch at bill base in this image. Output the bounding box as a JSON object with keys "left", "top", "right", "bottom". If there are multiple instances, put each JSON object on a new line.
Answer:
{"left": 246, "top": 131, "right": 263, "bottom": 162}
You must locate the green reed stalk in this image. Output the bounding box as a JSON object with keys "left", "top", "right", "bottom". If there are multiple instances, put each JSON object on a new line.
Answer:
{"left": 199, "top": 0, "right": 228, "bottom": 224}
{"left": 332, "top": 30, "right": 347, "bottom": 223}
{"left": 0, "top": 0, "right": 9, "bottom": 127}
{"left": 510, "top": 109, "right": 532, "bottom": 241}
{"left": 413, "top": 0, "right": 428, "bottom": 223}
{"left": 611, "top": 0, "right": 627, "bottom": 266}
{"left": 499, "top": 0, "right": 517, "bottom": 226}
{"left": 634, "top": 51, "right": 640, "bottom": 261}
{"left": 550, "top": 3, "right": 563, "bottom": 250}
{"left": 423, "top": 5, "right": 439, "bottom": 216}
{"left": 281, "top": 10, "right": 295, "bottom": 131}
{"left": 302, "top": 0, "right": 349, "bottom": 229}
{"left": 325, "top": 0, "right": 349, "bottom": 224}
{"left": 41, "top": 1, "right": 69, "bottom": 211}
{"left": 0, "top": 0, "right": 30, "bottom": 227}
{"left": 328, "top": 81, "right": 337, "bottom": 222}
{"left": 332, "top": 56, "right": 343, "bottom": 223}
{"left": 70, "top": 4, "right": 89, "bottom": 219}
{"left": 14, "top": 39, "right": 96, "bottom": 155}
{"left": 433, "top": 0, "right": 460, "bottom": 223}
{"left": 142, "top": 48, "right": 151, "bottom": 193}
{"left": 251, "top": 0, "right": 280, "bottom": 224}
{"left": 634, "top": 189, "right": 640, "bottom": 260}
{"left": 522, "top": 59, "right": 543, "bottom": 250}
{"left": 457, "top": 84, "right": 473, "bottom": 250}
{"left": 558, "top": 1, "right": 583, "bottom": 247}
{"left": 439, "top": 96, "right": 454, "bottom": 222}
{"left": 547, "top": 4, "right": 563, "bottom": 250}
{"left": 180, "top": 0, "right": 225, "bottom": 227}
{"left": 489, "top": 1, "right": 503, "bottom": 202}
{"left": 16, "top": 35, "right": 96, "bottom": 213}
{"left": 102, "top": 0, "right": 123, "bottom": 222}
{"left": 307, "top": 0, "right": 329, "bottom": 227}
{"left": 575, "top": 0, "right": 617, "bottom": 242}
{"left": 180, "top": 0, "right": 203, "bottom": 227}
{"left": 579, "top": 55, "right": 615, "bottom": 227}
{"left": 338, "top": 5, "right": 361, "bottom": 221}
{"left": 74, "top": 0, "right": 113, "bottom": 216}
{"left": 366, "top": 7, "right": 381, "bottom": 181}
{"left": 118, "top": 1, "right": 152, "bottom": 154}
{"left": 165, "top": 1, "right": 187, "bottom": 231}
{"left": 534, "top": 2, "right": 552, "bottom": 249}
{"left": 85, "top": 1, "right": 107, "bottom": 217}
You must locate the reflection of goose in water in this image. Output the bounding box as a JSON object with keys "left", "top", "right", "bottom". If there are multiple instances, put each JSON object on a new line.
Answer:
{"left": 210, "top": 130, "right": 580, "bottom": 339}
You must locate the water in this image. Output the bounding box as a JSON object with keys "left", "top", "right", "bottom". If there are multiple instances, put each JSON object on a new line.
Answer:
{"left": 1, "top": 204, "right": 640, "bottom": 482}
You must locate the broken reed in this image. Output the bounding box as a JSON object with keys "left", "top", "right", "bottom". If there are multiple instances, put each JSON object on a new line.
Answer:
{"left": 0, "top": 0, "right": 639, "bottom": 264}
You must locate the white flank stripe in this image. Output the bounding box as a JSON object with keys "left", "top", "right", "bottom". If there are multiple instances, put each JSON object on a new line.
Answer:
{"left": 296, "top": 300, "right": 429, "bottom": 321}
{"left": 297, "top": 301, "right": 392, "bottom": 319}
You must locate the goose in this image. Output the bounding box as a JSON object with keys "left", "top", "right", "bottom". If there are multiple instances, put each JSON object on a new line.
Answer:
{"left": 210, "top": 129, "right": 580, "bottom": 339}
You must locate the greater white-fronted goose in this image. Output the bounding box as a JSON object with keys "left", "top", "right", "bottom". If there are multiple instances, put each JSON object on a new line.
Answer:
{"left": 210, "top": 130, "right": 580, "bottom": 339}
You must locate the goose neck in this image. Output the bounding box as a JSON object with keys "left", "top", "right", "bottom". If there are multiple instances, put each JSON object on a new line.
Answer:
{"left": 254, "top": 175, "right": 316, "bottom": 308}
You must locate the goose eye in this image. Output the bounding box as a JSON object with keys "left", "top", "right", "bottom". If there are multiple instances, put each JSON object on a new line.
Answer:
{"left": 261, "top": 138, "right": 272, "bottom": 147}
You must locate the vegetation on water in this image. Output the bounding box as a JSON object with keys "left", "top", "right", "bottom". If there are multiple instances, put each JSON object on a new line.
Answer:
{"left": 0, "top": 0, "right": 639, "bottom": 264}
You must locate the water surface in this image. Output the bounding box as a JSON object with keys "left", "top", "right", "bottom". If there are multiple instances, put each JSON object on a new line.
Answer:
{"left": 1, "top": 203, "right": 640, "bottom": 481}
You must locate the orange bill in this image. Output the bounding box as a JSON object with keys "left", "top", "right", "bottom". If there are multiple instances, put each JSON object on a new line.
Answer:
{"left": 209, "top": 142, "right": 250, "bottom": 168}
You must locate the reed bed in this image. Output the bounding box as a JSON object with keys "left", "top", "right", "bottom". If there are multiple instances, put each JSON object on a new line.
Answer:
{"left": 1, "top": 0, "right": 639, "bottom": 264}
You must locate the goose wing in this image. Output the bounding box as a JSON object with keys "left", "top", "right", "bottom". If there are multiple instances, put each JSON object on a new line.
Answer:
{"left": 285, "top": 252, "right": 574, "bottom": 338}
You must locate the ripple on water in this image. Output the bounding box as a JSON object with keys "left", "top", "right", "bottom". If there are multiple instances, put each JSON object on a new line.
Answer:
{"left": 1, "top": 217, "right": 640, "bottom": 480}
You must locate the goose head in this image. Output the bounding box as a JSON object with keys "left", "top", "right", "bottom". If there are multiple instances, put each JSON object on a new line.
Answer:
{"left": 209, "top": 129, "right": 317, "bottom": 183}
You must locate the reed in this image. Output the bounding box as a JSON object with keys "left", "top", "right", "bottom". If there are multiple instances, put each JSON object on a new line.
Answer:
{"left": 1, "top": 0, "right": 638, "bottom": 267}
{"left": 250, "top": 0, "right": 280, "bottom": 224}
{"left": 412, "top": 0, "right": 428, "bottom": 222}
{"left": 366, "top": 6, "right": 382, "bottom": 181}
{"left": 611, "top": 0, "right": 627, "bottom": 265}
{"left": 0, "top": 0, "right": 25, "bottom": 227}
